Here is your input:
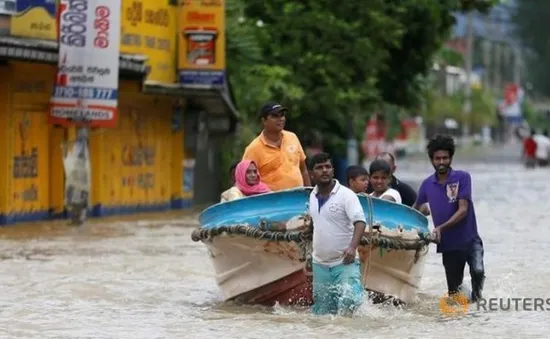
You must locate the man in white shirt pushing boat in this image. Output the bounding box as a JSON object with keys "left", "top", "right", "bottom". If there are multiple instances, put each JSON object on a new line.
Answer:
{"left": 308, "top": 152, "right": 367, "bottom": 316}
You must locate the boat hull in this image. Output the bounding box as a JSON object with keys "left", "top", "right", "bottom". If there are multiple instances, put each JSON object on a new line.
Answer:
{"left": 196, "top": 187, "right": 431, "bottom": 306}
{"left": 205, "top": 233, "right": 428, "bottom": 306}
{"left": 235, "top": 270, "right": 313, "bottom": 306}
{"left": 204, "top": 235, "right": 311, "bottom": 306}
{"left": 359, "top": 246, "right": 428, "bottom": 303}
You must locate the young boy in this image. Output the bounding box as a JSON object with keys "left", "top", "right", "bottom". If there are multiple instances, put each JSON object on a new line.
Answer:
{"left": 346, "top": 165, "right": 369, "bottom": 193}
{"left": 368, "top": 160, "right": 402, "bottom": 204}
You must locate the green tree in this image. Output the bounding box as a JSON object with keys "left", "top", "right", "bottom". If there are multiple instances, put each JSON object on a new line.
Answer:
{"left": 422, "top": 85, "right": 496, "bottom": 129}
{"left": 522, "top": 100, "right": 550, "bottom": 132}
{"left": 512, "top": 0, "right": 550, "bottom": 97}
{"left": 226, "top": 0, "right": 498, "bottom": 160}
{"left": 241, "top": 0, "right": 406, "bottom": 154}
{"left": 222, "top": 0, "right": 306, "bottom": 186}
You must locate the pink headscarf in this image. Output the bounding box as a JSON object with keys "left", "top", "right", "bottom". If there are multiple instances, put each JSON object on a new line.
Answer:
{"left": 235, "top": 160, "right": 271, "bottom": 196}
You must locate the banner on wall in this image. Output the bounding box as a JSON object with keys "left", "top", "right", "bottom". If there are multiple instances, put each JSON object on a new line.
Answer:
{"left": 0, "top": 13, "right": 10, "bottom": 35}
{"left": 498, "top": 83, "right": 524, "bottom": 125}
{"left": 63, "top": 136, "right": 91, "bottom": 208}
{"left": 361, "top": 114, "right": 392, "bottom": 160}
{"left": 182, "top": 158, "right": 195, "bottom": 199}
{"left": 10, "top": 0, "right": 56, "bottom": 40}
{"left": 178, "top": 0, "right": 225, "bottom": 86}
{"left": 120, "top": 0, "right": 177, "bottom": 83}
{"left": 49, "top": 0, "right": 121, "bottom": 128}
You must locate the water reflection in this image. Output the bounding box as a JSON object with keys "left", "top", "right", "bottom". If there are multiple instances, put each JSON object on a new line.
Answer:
{"left": 0, "top": 161, "right": 549, "bottom": 338}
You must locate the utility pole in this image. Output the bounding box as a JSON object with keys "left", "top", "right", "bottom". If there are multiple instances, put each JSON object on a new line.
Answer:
{"left": 514, "top": 46, "right": 521, "bottom": 85}
{"left": 346, "top": 111, "right": 358, "bottom": 166}
{"left": 482, "top": 14, "right": 492, "bottom": 91}
{"left": 462, "top": 11, "right": 474, "bottom": 143}
{"left": 482, "top": 40, "right": 492, "bottom": 90}
{"left": 493, "top": 43, "right": 501, "bottom": 95}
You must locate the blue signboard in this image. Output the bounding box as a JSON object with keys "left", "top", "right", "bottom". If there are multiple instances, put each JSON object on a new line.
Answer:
{"left": 179, "top": 70, "right": 225, "bottom": 87}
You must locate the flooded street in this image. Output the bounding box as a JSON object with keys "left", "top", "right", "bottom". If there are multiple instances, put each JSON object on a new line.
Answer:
{"left": 1, "top": 154, "right": 549, "bottom": 338}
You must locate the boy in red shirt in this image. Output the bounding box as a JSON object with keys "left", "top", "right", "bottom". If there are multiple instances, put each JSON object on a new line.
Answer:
{"left": 523, "top": 130, "right": 537, "bottom": 168}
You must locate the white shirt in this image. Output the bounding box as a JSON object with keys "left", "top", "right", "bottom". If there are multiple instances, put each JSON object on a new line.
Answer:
{"left": 309, "top": 180, "right": 366, "bottom": 267}
{"left": 370, "top": 188, "right": 402, "bottom": 204}
{"left": 533, "top": 134, "right": 550, "bottom": 160}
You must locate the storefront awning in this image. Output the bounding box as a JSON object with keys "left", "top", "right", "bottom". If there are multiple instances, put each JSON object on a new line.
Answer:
{"left": 143, "top": 80, "right": 240, "bottom": 133}
{"left": 0, "top": 36, "right": 148, "bottom": 75}
{"left": 0, "top": 36, "right": 239, "bottom": 133}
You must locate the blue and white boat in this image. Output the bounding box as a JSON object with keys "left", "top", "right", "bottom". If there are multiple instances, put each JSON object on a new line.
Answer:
{"left": 192, "top": 187, "right": 431, "bottom": 306}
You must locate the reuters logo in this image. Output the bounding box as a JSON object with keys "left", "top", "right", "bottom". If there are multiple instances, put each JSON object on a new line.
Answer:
{"left": 439, "top": 293, "right": 469, "bottom": 315}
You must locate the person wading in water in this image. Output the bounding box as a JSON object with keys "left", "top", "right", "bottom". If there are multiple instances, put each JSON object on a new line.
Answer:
{"left": 308, "top": 152, "right": 366, "bottom": 316}
{"left": 413, "top": 134, "right": 485, "bottom": 303}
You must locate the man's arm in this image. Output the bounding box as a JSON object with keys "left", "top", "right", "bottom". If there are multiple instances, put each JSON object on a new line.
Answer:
{"left": 345, "top": 193, "right": 367, "bottom": 249}
{"left": 412, "top": 181, "right": 428, "bottom": 213}
{"left": 419, "top": 204, "right": 431, "bottom": 216}
{"left": 437, "top": 199, "right": 468, "bottom": 233}
{"left": 411, "top": 181, "right": 434, "bottom": 238}
{"left": 341, "top": 192, "right": 367, "bottom": 264}
{"left": 350, "top": 221, "right": 367, "bottom": 248}
{"left": 343, "top": 218, "right": 366, "bottom": 265}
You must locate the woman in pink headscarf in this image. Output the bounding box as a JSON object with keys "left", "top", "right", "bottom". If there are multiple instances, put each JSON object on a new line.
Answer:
{"left": 220, "top": 160, "right": 271, "bottom": 202}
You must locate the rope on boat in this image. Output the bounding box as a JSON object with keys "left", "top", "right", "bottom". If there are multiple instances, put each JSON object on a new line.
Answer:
{"left": 190, "top": 224, "right": 436, "bottom": 254}
{"left": 192, "top": 197, "right": 436, "bottom": 286}
{"left": 191, "top": 225, "right": 308, "bottom": 243}
{"left": 362, "top": 193, "right": 375, "bottom": 288}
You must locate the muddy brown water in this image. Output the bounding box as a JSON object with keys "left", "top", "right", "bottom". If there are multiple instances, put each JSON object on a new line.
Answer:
{"left": 0, "top": 158, "right": 549, "bottom": 338}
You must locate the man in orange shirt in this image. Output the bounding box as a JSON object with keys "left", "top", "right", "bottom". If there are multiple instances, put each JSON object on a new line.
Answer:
{"left": 242, "top": 102, "right": 311, "bottom": 191}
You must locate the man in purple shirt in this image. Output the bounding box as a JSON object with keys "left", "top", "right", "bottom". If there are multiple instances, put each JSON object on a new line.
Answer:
{"left": 412, "top": 134, "right": 485, "bottom": 302}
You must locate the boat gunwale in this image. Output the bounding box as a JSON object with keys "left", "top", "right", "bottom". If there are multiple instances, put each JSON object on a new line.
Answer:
{"left": 198, "top": 186, "right": 429, "bottom": 231}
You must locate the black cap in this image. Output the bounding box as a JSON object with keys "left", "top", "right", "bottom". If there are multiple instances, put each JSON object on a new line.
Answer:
{"left": 259, "top": 101, "right": 287, "bottom": 118}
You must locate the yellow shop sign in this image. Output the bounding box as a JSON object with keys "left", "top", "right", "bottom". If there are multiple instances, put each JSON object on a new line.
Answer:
{"left": 121, "top": 0, "right": 177, "bottom": 83}
{"left": 178, "top": 0, "right": 226, "bottom": 86}
{"left": 10, "top": 0, "right": 57, "bottom": 40}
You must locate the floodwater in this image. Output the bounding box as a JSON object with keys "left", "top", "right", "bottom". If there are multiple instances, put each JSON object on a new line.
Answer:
{"left": 1, "top": 151, "right": 549, "bottom": 338}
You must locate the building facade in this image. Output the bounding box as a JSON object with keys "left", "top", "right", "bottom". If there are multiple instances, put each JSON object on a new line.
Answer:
{"left": 0, "top": 0, "right": 237, "bottom": 225}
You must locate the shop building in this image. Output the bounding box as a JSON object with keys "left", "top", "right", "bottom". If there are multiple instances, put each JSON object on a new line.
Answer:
{"left": 0, "top": 0, "right": 237, "bottom": 225}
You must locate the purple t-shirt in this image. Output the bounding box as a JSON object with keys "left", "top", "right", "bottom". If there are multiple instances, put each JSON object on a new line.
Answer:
{"left": 416, "top": 169, "right": 479, "bottom": 253}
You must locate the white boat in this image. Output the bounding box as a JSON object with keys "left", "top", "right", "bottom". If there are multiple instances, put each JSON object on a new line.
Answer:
{"left": 191, "top": 187, "right": 432, "bottom": 306}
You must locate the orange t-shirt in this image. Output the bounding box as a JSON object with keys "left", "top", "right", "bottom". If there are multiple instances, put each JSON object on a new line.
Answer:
{"left": 242, "top": 130, "right": 306, "bottom": 191}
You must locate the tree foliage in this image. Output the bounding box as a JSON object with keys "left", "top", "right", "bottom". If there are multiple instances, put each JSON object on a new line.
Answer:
{"left": 512, "top": 0, "right": 550, "bottom": 97}
{"left": 224, "top": 0, "right": 498, "bottom": 161}
{"left": 424, "top": 87, "right": 496, "bottom": 127}
{"left": 522, "top": 100, "right": 550, "bottom": 132}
